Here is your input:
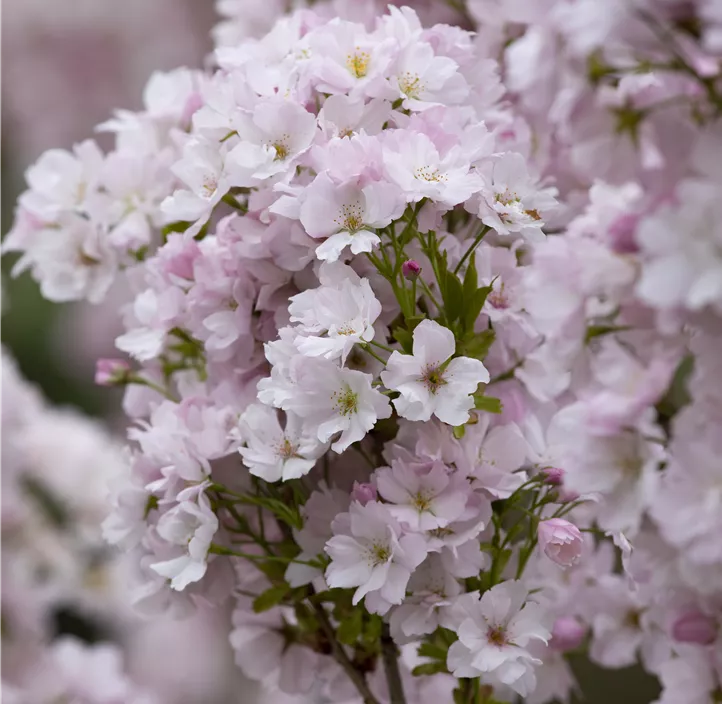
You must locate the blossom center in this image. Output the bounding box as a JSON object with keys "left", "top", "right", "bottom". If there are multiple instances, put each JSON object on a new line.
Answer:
{"left": 412, "top": 490, "right": 433, "bottom": 512}
{"left": 272, "top": 137, "right": 291, "bottom": 161}
{"left": 486, "top": 625, "right": 508, "bottom": 647}
{"left": 332, "top": 385, "right": 359, "bottom": 416}
{"left": 399, "top": 72, "right": 424, "bottom": 99}
{"left": 420, "top": 365, "right": 447, "bottom": 394}
{"left": 495, "top": 190, "right": 520, "bottom": 207}
{"left": 414, "top": 166, "right": 446, "bottom": 183}
{"left": 346, "top": 49, "right": 370, "bottom": 78}
{"left": 488, "top": 287, "right": 510, "bottom": 310}
{"left": 336, "top": 322, "right": 358, "bottom": 336}
{"left": 276, "top": 437, "right": 299, "bottom": 461}
{"left": 625, "top": 610, "right": 641, "bottom": 629}
{"left": 202, "top": 175, "right": 218, "bottom": 197}
{"left": 334, "top": 202, "right": 365, "bottom": 233}
{"left": 367, "top": 541, "right": 391, "bottom": 566}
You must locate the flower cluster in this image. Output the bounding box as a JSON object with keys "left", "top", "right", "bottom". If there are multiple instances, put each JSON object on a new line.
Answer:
{"left": 1, "top": 351, "right": 156, "bottom": 702}
{"left": 6, "top": 1, "right": 722, "bottom": 703}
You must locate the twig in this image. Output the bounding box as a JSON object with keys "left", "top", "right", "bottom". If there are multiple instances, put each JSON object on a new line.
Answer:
{"left": 454, "top": 225, "right": 489, "bottom": 275}
{"left": 311, "top": 600, "right": 380, "bottom": 704}
{"left": 381, "top": 624, "right": 407, "bottom": 704}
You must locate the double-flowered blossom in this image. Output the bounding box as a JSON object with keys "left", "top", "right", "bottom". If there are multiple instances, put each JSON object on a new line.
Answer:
{"left": 8, "top": 0, "right": 722, "bottom": 702}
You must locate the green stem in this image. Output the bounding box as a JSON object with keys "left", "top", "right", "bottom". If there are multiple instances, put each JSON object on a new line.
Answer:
{"left": 369, "top": 339, "right": 395, "bottom": 353}
{"left": 418, "top": 277, "right": 443, "bottom": 313}
{"left": 128, "top": 375, "right": 179, "bottom": 402}
{"left": 362, "top": 344, "right": 388, "bottom": 366}
{"left": 454, "top": 225, "right": 489, "bottom": 275}
{"left": 209, "top": 543, "right": 320, "bottom": 568}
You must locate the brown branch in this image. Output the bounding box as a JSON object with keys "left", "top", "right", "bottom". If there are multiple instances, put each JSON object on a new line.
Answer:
{"left": 310, "top": 600, "right": 379, "bottom": 704}
{"left": 381, "top": 624, "right": 407, "bottom": 704}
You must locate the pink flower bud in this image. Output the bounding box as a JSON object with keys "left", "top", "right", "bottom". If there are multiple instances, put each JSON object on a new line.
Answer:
{"left": 402, "top": 260, "right": 422, "bottom": 279}
{"left": 540, "top": 467, "right": 565, "bottom": 486}
{"left": 550, "top": 616, "right": 586, "bottom": 652}
{"left": 538, "top": 518, "right": 583, "bottom": 567}
{"left": 607, "top": 213, "right": 640, "bottom": 254}
{"left": 95, "top": 359, "right": 131, "bottom": 386}
{"left": 671, "top": 610, "right": 718, "bottom": 646}
{"left": 351, "top": 481, "right": 377, "bottom": 506}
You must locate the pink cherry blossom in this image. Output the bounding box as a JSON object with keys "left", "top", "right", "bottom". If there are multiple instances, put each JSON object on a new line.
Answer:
{"left": 538, "top": 519, "right": 584, "bottom": 568}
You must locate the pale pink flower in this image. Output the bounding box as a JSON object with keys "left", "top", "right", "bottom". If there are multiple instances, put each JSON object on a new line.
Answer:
{"left": 325, "top": 501, "right": 428, "bottom": 613}
{"left": 538, "top": 519, "right": 584, "bottom": 568}
{"left": 476, "top": 152, "right": 557, "bottom": 242}
{"left": 150, "top": 489, "right": 218, "bottom": 590}
{"left": 381, "top": 319, "right": 489, "bottom": 426}
{"left": 375, "top": 458, "right": 470, "bottom": 531}
{"left": 382, "top": 131, "right": 480, "bottom": 207}
{"left": 237, "top": 403, "right": 327, "bottom": 482}
{"left": 277, "top": 356, "right": 391, "bottom": 453}
{"left": 288, "top": 265, "right": 382, "bottom": 364}
{"left": 447, "top": 581, "right": 552, "bottom": 696}
{"left": 298, "top": 172, "right": 404, "bottom": 262}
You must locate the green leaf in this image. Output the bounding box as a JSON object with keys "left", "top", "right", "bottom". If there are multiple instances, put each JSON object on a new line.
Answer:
{"left": 362, "top": 613, "right": 383, "bottom": 644}
{"left": 417, "top": 642, "right": 447, "bottom": 661}
{"left": 405, "top": 315, "right": 426, "bottom": 330}
{"left": 253, "top": 585, "right": 289, "bottom": 613}
{"left": 584, "top": 324, "right": 631, "bottom": 343}
{"left": 442, "top": 270, "right": 464, "bottom": 323}
{"left": 255, "top": 559, "right": 288, "bottom": 584}
{"left": 310, "top": 588, "right": 351, "bottom": 605}
{"left": 392, "top": 326, "right": 413, "bottom": 354}
{"left": 460, "top": 329, "right": 495, "bottom": 361}
{"left": 337, "top": 609, "right": 363, "bottom": 645}
{"left": 452, "top": 425, "right": 466, "bottom": 439}
{"left": 473, "top": 394, "right": 502, "bottom": 414}
{"left": 463, "top": 284, "right": 493, "bottom": 332}
{"left": 162, "top": 221, "right": 193, "bottom": 240}
{"left": 412, "top": 662, "right": 448, "bottom": 677}
{"left": 462, "top": 252, "right": 478, "bottom": 302}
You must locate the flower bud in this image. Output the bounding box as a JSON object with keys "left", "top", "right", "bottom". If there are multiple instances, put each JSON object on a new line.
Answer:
{"left": 95, "top": 358, "right": 131, "bottom": 386}
{"left": 538, "top": 518, "right": 583, "bottom": 567}
{"left": 550, "top": 616, "right": 586, "bottom": 652}
{"left": 671, "top": 610, "right": 718, "bottom": 646}
{"left": 607, "top": 213, "right": 640, "bottom": 254}
{"left": 402, "top": 259, "right": 421, "bottom": 279}
{"left": 351, "top": 481, "right": 377, "bottom": 506}
{"left": 540, "top": 467, "right": 565, "bottom": 486}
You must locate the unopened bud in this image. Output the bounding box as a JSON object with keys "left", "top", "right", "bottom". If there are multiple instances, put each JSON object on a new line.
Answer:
{"left": 541, "top": 467, "right": 565, "bottom": 486}
{"left": 351, "top": 481, "right": 377, "bottom": 506}
{"left": 95, "top": 359, "right": 131, "bottom": 387}
{"left": 550, "top": 616, "right": 586, "bottom": 652}
{"left": 672, "top": 610, "right": 718, "bottom": 646}
{"left": 402, "top": 260, "right": 422, "bottom": 279}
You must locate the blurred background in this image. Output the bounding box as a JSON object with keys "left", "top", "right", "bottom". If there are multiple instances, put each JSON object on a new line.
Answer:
{"left": 2, "top": 0, "right": 215, "bottom": 417}
{"left": 1, "top": 3, "right": 256, "bottom": 703}
{"left": 0, "top": 2, "right": 661, "bottom": 702}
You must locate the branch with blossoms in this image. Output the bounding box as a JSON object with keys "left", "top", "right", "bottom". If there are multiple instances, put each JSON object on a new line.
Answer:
{"left": 7, "top": 1, "right": 722, "bottom": 703}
